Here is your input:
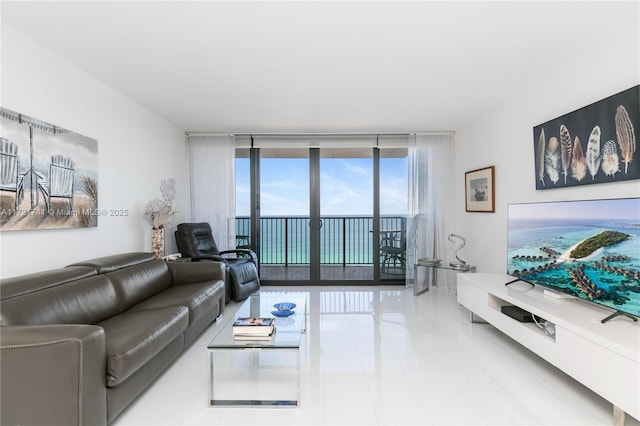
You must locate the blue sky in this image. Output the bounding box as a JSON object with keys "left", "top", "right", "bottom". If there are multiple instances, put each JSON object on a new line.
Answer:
{"left": 236, "top": 157, "right": 408, "bottom": 216}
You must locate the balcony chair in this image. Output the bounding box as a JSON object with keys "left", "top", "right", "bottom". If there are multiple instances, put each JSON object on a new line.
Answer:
{"left": 380, "top": 230, "right": 406, "bottom": 275}
{"left": 175, "top": 222, "right": 259, "bottom": 303}
{"left": 35, "top": 154, "right": 75, "bottom": 214}
{"left": 0, "top": 138, "right": 27, "bottom": 210}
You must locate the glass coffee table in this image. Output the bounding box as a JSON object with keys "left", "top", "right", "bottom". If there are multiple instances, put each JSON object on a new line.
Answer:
{"left": 208, "top": 292, "right": 307, "bottom": 406}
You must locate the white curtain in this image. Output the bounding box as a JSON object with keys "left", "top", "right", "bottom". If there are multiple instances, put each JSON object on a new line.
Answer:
{"left": 406, "top": 133, "right": 457, "bottom": 289}
{"left": 187, "top": 134, "right": 236, "bottom": 250}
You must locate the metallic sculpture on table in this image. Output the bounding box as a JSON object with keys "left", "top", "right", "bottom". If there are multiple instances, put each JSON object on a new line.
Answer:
{"left": 448, "top": 233, "right": 468, "bottom": 269}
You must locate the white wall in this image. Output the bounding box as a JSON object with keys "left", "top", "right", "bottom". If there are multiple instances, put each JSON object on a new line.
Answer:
{"left": 454, "top": 32, "right": 640, "bottom": 274}
{"left": 0, "top": 26, "right": 188, "bottom": 278}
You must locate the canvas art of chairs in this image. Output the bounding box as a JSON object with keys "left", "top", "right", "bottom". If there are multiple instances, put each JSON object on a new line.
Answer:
{"left": 0, "top": 137, "right": 75, "bottom": 215}
{"left": 0, "top": 138, "right": 27, "bottom": 210}
{"left": 35, "top": 155, "right": 75, "bottom": 213}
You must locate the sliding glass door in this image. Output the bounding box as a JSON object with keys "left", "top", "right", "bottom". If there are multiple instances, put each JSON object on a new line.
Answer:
{"left": 235, "top": 137, "right": 408, "bottom": 285}
{"left": 379, "top": 147, "right": 409, "bottom": 281}
{"left": 260, "top": 148, "right": 310, "bottom": 281}
{"left": 319, "top": 147, "right": 374, "bottom": 281}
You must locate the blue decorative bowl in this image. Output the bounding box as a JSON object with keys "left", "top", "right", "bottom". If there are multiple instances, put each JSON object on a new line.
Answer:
{"left": 273, "top": 302, "right": 296, "bottom": 311}
{"left": 272, "top": 310, "right": 295, "bottom": 317}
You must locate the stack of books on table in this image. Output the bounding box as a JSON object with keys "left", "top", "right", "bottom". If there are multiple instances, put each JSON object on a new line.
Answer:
{"left": 232, "top": 317, "right": 275, "bottom": 340}
{"left": 417, "top": 258, "right": 441, "bottom": 266}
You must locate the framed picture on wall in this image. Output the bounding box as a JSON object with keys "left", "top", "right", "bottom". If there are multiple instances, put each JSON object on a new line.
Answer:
{"left": 465, "top": 166, "right": 495, "bottom": 213}
{"left": 0, "top": 107, "right": 99, "bottom": 231}
{"left": 533, "top": 84, "right": 639, "bottom": 189}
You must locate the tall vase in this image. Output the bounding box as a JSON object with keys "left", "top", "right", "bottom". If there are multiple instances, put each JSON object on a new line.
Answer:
{"left": 151, "top": 228, "right": 164, "bottom": 259}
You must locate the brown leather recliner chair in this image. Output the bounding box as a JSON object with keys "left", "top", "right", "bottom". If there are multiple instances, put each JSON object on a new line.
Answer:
{"left": 175, "top": 222, "right": 260, "bottom": 302}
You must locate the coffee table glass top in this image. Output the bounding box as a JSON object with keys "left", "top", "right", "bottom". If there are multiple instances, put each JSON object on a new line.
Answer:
{"left": 208, "top": 292, "right": 307, "bottom": 349}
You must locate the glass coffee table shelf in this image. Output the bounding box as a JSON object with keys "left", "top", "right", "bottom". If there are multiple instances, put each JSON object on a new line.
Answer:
{"left": 207, "top": 292, "right": 307, "bottom": 407}
{"left": 412, "top": 261, "right": 476, "bottom": 295}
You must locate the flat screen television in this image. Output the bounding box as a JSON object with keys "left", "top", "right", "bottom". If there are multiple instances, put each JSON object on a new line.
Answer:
{"left": 507, "top": 197, "right": 640, "bottom": 322}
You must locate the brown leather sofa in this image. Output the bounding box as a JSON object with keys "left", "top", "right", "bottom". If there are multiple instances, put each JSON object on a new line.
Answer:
{"left": 0, "top": 252, "right": 225, "bottom": 426}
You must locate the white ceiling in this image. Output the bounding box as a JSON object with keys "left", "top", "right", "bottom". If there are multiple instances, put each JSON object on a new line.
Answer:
{"left": 2, "top": 1, "right": 638, "bottom": 133}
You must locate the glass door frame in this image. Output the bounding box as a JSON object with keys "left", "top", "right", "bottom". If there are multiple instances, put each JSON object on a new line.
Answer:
{"left": 249, "top": 146, "right": 260, "bottom": 275}
{"left": 309, "top": 148, "right": 320, "bottom": 282}
{"left": 372, "top": 147, "right": 381, "bottom": 282}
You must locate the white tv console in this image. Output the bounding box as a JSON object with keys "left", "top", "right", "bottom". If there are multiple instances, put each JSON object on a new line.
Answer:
{"left": 457, "top": 273, "right": 640, "bottom": 425}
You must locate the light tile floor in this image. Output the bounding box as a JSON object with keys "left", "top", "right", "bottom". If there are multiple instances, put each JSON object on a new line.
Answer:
{"left": 113, "top": 286, "right": 639, "bottom": 426}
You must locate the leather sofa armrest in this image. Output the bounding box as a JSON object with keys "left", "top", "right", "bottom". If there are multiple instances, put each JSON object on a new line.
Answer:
{"left": 190, "top": 254, "right": 226, "bottom": 262}
{"left": 166, "top": 260, "right": 225, "bottom": 285}
{"left": 219, "top": 249, "right": 259, "bottom": 266}
{"left": 1, "top": 324, "right": 107, "bottom": 426}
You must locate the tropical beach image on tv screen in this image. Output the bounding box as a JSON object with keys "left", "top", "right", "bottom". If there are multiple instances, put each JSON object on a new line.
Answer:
{"left": 507, "top": 198, "right": 640, "bottom": 318}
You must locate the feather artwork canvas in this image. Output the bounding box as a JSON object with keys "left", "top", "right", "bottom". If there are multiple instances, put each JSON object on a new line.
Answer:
{"left": 559, "top": 124, "right": 572, "bottom": 184}
{"left": 545, "top": 137, "right": 561, "bottom": 184}
{"left": 571, "top": 136, "right": 587, "bottom": 182}
{"left": 533, "top": 85, "right": 639, "bottom": 190}
{"left": 586, "top": 126, "right": 602, "bottom": 180}
{"left": 601, "top": 140, "right": 620, "bottom": 177}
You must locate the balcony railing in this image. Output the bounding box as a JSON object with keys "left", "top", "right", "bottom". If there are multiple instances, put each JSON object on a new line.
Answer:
{"left": 236, "top": 216, "right": 406, "bottom": 266}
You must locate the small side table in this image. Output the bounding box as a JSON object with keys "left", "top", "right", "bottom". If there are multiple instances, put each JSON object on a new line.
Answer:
{"left": 413, "top": 262, "right": 476, "bottom": 295}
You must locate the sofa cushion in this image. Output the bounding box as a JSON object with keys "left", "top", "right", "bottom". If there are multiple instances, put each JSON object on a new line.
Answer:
{"left": 68, "top": 252, "right": 157, "bottom": 274}
{"left": 0, "top": 266, "right": 97, "bottom": 301}
{"left": 229, "top": 262, "right": 260, "bottom": 301}
{"left": 128, "top": 281, "right": 225, "bottom": 326}
{"left": 98, "top": 306, "right": 188, "bottom": 387}
{"left": 105, "top": 260, "right": 173, "bottom": 311}
{"left": 0, "top": 275, "right": 119, "bottom": 326}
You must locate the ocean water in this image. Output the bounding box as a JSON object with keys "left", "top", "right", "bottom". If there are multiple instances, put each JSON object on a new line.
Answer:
{"left": 507, "top": 218, "right": 640, "bottom": 317}
{"left": 239, "top": 216, "right": 405, "bottom": 265}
